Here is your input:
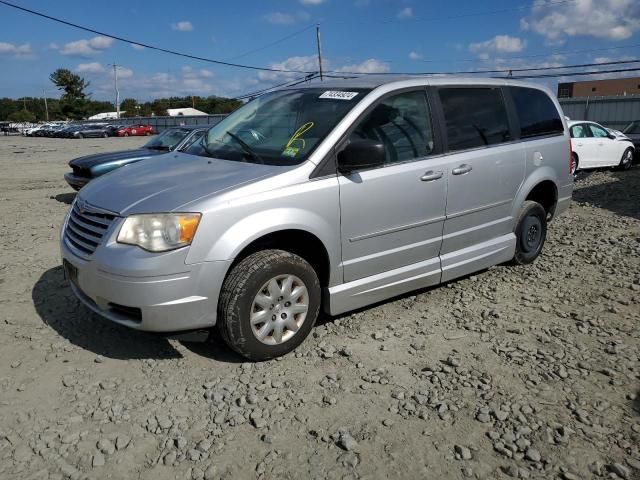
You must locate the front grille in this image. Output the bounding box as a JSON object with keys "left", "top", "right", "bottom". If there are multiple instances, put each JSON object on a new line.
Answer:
{"left": 64, "top": 201, "right": 116, "bottom": 257}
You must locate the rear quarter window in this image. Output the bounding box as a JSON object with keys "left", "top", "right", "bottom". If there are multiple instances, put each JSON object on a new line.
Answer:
{"left": 510, "top": 87, "right": 564, "bottom": 138}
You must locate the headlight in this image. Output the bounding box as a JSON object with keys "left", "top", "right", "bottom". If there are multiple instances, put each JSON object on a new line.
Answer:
{"left": 117, "top": 213, "right": 201, "bottom": 252}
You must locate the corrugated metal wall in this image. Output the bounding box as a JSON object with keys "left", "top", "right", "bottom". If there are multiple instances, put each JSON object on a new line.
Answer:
{"left": 559, "top": 95, "right": 640, "bottom": 131}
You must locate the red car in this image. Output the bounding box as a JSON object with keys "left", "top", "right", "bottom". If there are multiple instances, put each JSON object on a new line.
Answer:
{"left": 117, "top": 124, "right": 154, "bottom": 137}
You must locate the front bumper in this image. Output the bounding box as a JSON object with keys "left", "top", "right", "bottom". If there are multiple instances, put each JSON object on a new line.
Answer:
{"left": 60, "top": 227, "right": 230, "bottom": 332}
{"left": 64, "top": 172, "right": 90, "bottom": 191}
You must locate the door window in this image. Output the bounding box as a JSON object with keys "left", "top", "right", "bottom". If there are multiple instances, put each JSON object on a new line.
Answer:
{"left": 570, "top": 124, "right": 589, "bottom": 138}
{"left": 439, "top": 87, "right": 511, "bottom": 152}
{"left": 348, "top": 91, "right": 434, "bottom": 166}
{"left": 588, "top": 124, "right": 609, "bottom": 138}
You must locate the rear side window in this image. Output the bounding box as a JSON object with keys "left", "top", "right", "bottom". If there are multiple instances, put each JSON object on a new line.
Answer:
{"left": 439, "top": 87, "right": 511, "bottom": 152}
{"left": 510, "top": 87, "right": 563, "bottom": 138}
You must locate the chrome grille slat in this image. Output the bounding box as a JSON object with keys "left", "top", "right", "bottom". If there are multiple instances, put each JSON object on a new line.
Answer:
{"left": 64, "top": 200, "right": 116, "bottom": 257}
{"left": 67, "top": 215, "right": 103, "bottom": 237}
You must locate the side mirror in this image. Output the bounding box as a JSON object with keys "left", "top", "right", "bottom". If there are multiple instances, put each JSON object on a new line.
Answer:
{"left": 607, "top": 133, "right": 616, "bottom": 140}
{"left": 337, "top": 139, "right": 385, "bottom": 174}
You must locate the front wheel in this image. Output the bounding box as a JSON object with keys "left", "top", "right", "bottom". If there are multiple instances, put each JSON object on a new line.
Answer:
{"left": 217, "top": 250, "right": 321, "bottom": 361}
{"left": 618, "top": 148, "right": 633, "bottom": 171}
{"left": 511, "top": 200, "right": 547, "bottom": 265}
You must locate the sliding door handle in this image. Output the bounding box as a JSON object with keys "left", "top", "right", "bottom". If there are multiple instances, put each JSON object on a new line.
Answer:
{"left": 452, "top": 164, "right": 472, "bottom": 175}
{"left": 420, "top": 170, "right": 443, "bottom": 182}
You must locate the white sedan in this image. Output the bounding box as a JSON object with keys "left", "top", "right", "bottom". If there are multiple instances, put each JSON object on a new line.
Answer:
{"left": 568, "top": 120, "right": 634, "bottom": 174}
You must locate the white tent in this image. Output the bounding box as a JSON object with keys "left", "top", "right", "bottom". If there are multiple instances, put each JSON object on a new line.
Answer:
{"left": 166, "top": 107, "right": 208, "bottom": 116}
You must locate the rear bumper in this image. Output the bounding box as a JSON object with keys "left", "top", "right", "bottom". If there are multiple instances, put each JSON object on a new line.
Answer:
{"left": 64, "top": 172, "right": 89, "bottom": 191}
{"left": 60, "top": 235, "right": 230, "bottom": 332}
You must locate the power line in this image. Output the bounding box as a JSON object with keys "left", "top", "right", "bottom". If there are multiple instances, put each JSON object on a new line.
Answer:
{"left": 234, "top": 73, "right": 319, "bottom": 100}
{"left": 418, "top": 43, "right": 640, "bottom": 64}
{"left": 325, "top": 58, "right": 640, "bottom": 76}
{"left": 506, "top": 66, "right": 640, "bottom": 79}
{"left": 226, "top": 24, "right": 316, "bottom": 61}
{"left": 0, "top": 0, "right": 317, "bottom": 74}
{"left": 331, "top": 0, "right": 576, "bottom": 25}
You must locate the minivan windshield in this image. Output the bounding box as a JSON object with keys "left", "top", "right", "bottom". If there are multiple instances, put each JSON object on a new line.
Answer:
{"left": 200, "top": 88, "right": 369, "bottom": 165}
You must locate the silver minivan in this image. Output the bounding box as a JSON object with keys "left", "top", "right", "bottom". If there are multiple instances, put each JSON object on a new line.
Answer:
{"left": 60, "top": 77, "right": 573, "bottom": 360}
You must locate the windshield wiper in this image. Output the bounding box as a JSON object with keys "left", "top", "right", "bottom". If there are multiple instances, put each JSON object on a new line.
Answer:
{"left": 225, "top": 131, "right": 264, "bottom": 164}
{"left": 147, "top": 145, "right": 171, "bottom": 151}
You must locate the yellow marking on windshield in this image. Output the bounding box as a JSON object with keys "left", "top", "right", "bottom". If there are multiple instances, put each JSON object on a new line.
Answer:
{"left": 285, "top": 122, "right": 314, "bottom": 150}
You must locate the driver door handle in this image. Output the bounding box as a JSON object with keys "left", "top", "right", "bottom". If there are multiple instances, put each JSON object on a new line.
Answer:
{"left": 420, "top": 170, "right": 443, "bottom": 182}
{"left": 452, "top": 164, "right": 472, "bottom": 175}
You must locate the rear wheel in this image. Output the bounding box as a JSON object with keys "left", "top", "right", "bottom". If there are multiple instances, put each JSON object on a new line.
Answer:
{"left": 217, "top": 249, "right": 321, "bottom": 361}
{"left": 103, "top": 132, "right": 108, "bottom": 138}
{"left": 618, "top": 148, "right": 633, "bottom": 171}
{"left": 124, "top": 132, "right": 129, "bottom": 137}
{"left": 511, "top": 201, "right": 547, "bottom": 265}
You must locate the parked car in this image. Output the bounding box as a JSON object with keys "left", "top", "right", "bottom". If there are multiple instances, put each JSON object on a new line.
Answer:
{"left": 64, "top": 125, "right": 210, "bottom": 190}
{"left": 35, "top": 124, "right": 67, "bottom": 137}
{"left": 621, "top": 120, "right": 640, "bottom": 162}
{"left": 568, "top": 121, "right": 634, "bottom": 173}
{"left": 66, "top": 124, "right": 110, "bottom": 139}
{"left": 61, "top": 77, "right": 572, "bottom": 360}
{"left": 104, "top": 124, "right": 126, "bottom": 137}
{"left": 116, "top": 124, "right": 154, "bottom": 137}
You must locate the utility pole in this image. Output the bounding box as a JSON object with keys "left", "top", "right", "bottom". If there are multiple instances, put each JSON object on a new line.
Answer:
{"left": 316, "top": 24, "right": 324, "bottom": 81}
{"left": 43, "top": 89, "right": 49, "bottom": 121}
{"left": 113, "top": 64, "right": 121, "bottom": 119}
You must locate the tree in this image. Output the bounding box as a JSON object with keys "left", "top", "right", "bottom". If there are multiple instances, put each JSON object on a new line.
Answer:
{"left": 49, "top": 68, "right": 90, "bottom": 100}
{"left": 8, "top": 110, "right": 36, "bottom": 122}
{"left": 120, "top": 98, "right": 138, "bottom": 117}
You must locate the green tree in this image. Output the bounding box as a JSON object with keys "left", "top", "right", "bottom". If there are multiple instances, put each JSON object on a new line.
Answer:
{"left": 8, "top": 109, "right": 36, "bottom": 122}
{"left": 49, "top": 68, "right": 90, "bottom": 100}
{"left": 120, "top": 98, "right": 138, "bottom": 117}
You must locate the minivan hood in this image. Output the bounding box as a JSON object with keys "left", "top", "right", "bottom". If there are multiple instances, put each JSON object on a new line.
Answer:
{"left": 78, "top": 152, "right": 281, "bottom": 215}
{"left": 69, "top": 148, "right": 164, "bottom": 169}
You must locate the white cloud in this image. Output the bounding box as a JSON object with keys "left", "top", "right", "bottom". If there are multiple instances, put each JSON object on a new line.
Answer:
{"left": 337, "top": 58, "right": 390, "bottom": 74}
{"left": 469, "top": 35, "right": 527, "bottom": 57}
{"left": 76, "top": 62, "right": 105, "bottom": 73}
{"left": 409, "top": 51, "right": 422, "bottom": 60}
{"left": 258, "top": 55, "right": 318, "bottom": 81}
{"left": 131, "top": 43, "right": 146, "bottom": 51}
{"left": 397, "top": 7, "right": 413, "bottom": 19}
{"left": 300, "top": 0, "right": 325, "bottom": 4}
{"left": 263, "top": 11, "right": 311, "bottom": 25}
{"left": 56, "top": 36, "right": 114, "bottom": 56}
{"left": 522, "top": 0, "right": 640, "bottom": 42}
{"left": 114, "top": 67, "right": 134, "bottom": 79}
{"left": 0, "top": 42, "right": 32, "bottom": 58}
{"left": 171, "top": 21, "right": 194, "bottom": 32}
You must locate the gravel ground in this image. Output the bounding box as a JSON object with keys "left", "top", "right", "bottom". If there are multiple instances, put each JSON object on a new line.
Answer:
{"left": 0, "top": 135, "right": 639, "bottom": 480}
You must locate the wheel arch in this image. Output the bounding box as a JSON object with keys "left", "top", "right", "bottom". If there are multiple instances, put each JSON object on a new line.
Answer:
{"left": 513, "top": 169, "right": 559, "bottom": 223}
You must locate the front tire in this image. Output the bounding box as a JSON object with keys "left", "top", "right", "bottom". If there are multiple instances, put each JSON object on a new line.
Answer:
{"left": 218, "top": 250, "right": 321, "bottom": 361}
{"left": 618, "top": 148, "right": 633, "bottom": 171}
{"left": 511, "top": 200, "right": 547, "bottom": 265}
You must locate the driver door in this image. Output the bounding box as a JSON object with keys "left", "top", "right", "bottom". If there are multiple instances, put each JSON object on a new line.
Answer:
{"left": 587, "top": 123, "right": 619, "bottom": 167}
{"left": 338, "top": 90, "right": 447, "bottom": 287}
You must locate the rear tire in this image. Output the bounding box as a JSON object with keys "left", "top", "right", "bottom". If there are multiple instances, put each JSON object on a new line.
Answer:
{"left": 511, "top": 200, "right": 547, "bottom": 265}
{"left": 618, "top": 148, "right": 633, "bottom": 171}
{"left": 217, "top": 249, "right": 321, "bottom": 361}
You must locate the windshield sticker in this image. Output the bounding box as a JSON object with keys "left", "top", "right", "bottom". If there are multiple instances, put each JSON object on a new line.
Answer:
{"left": 282, "top": 147, "right": 300, "bottom": 157}
{"left": 319, "top": 91, "right": 359, "bottom": 100}
{"left": 285, "top": 121, "right": 314, "bottom": 151}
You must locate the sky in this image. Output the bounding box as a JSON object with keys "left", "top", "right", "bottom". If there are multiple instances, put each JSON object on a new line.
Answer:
{"left": 0, "top": 0, "right": 639, "bottom": 103}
